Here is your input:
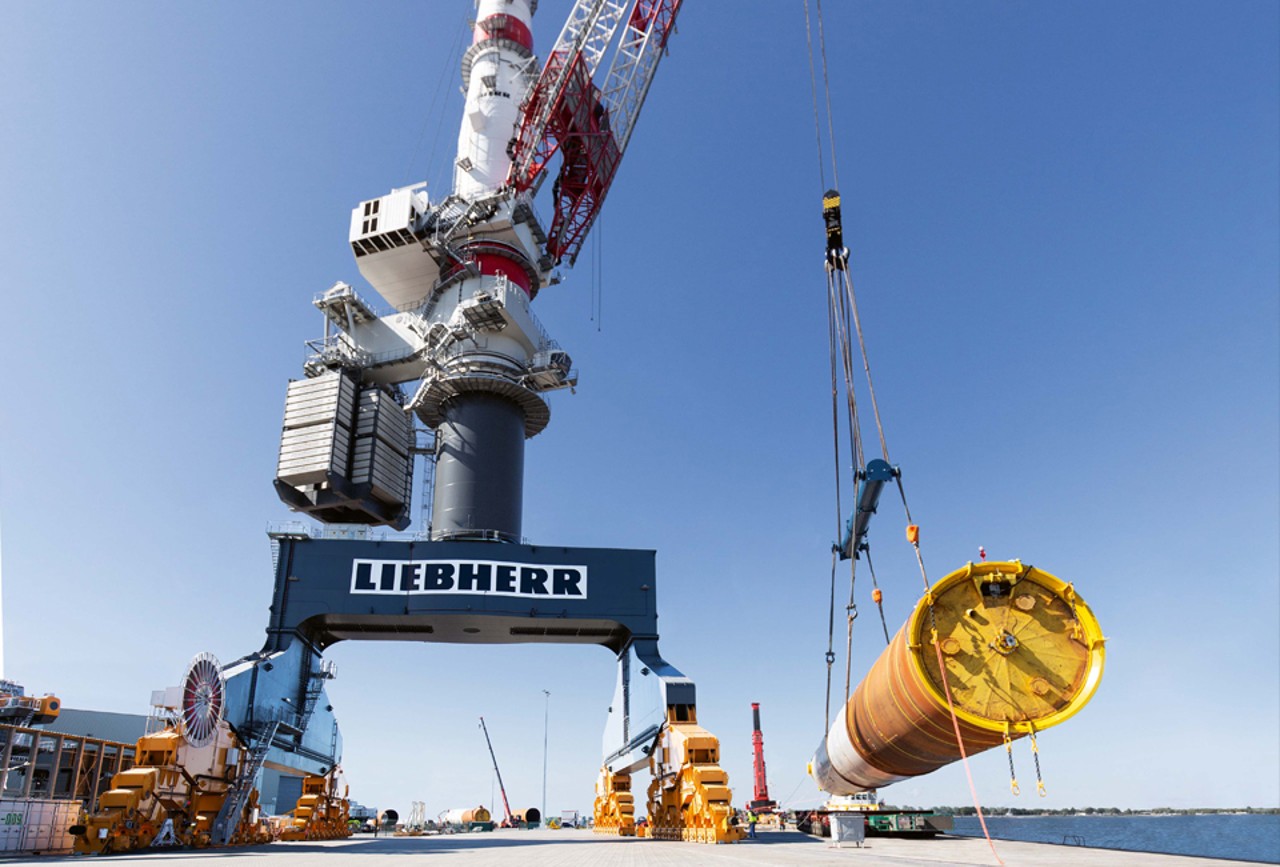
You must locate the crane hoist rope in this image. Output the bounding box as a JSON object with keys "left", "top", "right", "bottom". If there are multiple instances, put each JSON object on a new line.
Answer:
{"left": 822, "top": 245, "right": 845, "bottom": 736}
{"left": 803, "top": 0, "right": 842, "bottom": 192}
{"left": 802, "top": 4, "right": 1003, "bottom": 859}
{"left": 862, "top": 546, "right": 891, "bottom": 645}
{"left": 905, "top": 514, "right": 1005, "bottom": 863}
{"left": 823, "top": 548, "right": 836, "bottom": 737}
{"left": 403, "top": 19, "right": 470, "bottom": 189}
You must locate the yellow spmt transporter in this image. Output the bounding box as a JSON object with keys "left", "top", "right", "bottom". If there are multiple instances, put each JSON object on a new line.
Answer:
{"left": 594, "top": 707, "right": 743, "bottom": 844}
{"left": 646, "top": 710, "right": 742, "bottom": 843}
{"left": 278, "top": 772, "right": 352, "bottom": 840}
{"left": 71, "top": 654, "right": 273, "bottom": 853}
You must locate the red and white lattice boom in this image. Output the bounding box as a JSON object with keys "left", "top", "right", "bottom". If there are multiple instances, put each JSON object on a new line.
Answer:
{"left": 510, "top": 0, "right": 682, "bottom": 265}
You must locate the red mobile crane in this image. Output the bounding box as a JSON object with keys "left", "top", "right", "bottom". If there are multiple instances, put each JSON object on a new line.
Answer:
{"left": 479, "top": 717, "right": 516, "bottom": 828}
{"left": 748, "top": 703, "right": 777, "bottom": 814}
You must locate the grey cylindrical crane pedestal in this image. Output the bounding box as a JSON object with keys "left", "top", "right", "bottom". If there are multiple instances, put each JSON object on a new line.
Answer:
{"left": 430, "top": 392, "right": 526, "bottom": 542}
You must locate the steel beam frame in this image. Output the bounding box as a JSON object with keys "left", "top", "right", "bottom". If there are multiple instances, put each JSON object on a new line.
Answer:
{"left": 223, "top": 536, "right": 694, "bottom": 780}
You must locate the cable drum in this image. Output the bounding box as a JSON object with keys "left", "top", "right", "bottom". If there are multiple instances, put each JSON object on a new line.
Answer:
{"left": 812, "top": 561, "right": 1105, "bottom": 794}
{"left": 180, "top": 652, "right": 225, "bottom": 749}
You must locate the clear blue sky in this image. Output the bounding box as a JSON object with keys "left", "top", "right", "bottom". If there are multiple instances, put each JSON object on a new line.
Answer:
{"left": 2, "top": 0, "right": 1276, "bottom": 817}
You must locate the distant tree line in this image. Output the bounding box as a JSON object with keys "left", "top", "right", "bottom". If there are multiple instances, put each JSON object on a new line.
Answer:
{"left": 914, "top": 806, "right": 1279, "bottom": 816}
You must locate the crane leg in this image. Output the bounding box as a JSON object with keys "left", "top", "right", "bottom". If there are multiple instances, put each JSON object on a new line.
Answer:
{"left": 592, "top": 768, "right": 636, "bottom": 836}
{"left": 599, "top": 640, "right": 742, "bottom": 843}
{"left": 646, "top": 706, "right": 743, "bottom": 844}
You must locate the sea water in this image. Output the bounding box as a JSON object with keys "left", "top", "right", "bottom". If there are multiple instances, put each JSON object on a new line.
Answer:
{"left": 951, "top": 814, "right": 1280, "bottom": 863}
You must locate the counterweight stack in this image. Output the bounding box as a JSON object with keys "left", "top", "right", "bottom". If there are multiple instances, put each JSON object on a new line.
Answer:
{"left": 811, "top": 561, "right": 1105, "bottom": 795}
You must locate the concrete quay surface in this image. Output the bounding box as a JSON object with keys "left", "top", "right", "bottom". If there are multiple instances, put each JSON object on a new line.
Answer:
{"left": 20, "top": 829, "right": 1255, "bottom": 865}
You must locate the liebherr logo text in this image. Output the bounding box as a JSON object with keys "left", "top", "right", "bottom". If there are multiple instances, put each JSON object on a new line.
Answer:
{"left": 349, "top": 560, "right": 588, "bottom": 600}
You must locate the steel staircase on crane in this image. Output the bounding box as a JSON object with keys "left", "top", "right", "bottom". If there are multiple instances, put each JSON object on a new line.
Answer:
{"left": 210, "top": 720, "right": 280, "bottom": 845}
{"left": 296, "top": 661, "right": 336, "bottom": 736}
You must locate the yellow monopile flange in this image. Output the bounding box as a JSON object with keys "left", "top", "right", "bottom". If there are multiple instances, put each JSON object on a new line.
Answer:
{"left": 811, "top": 560, "right": 1107, "bottom": 796}
{"left": 592, "top": 769, "right": 636, "bottom": 836}
{"left": 646, "top": 710, "right": 743, "bottom": 844}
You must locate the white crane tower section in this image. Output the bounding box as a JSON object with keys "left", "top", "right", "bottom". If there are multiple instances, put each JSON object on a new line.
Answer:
{"left": 455, "top": 0, "right": 539, "bottom": 200}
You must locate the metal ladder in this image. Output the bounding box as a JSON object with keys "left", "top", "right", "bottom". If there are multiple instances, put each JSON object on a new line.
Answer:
{"left": 413, "top": 428, "right": 437, "bottom": 537}
{"left": 297, "top": 660, "right": 336, "bottom": 735}
{"left": 210, "top": 720, "right": 280, "bottom": 846}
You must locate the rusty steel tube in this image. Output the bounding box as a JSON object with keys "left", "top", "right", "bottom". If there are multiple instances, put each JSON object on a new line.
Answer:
{"left": 811, "top": 560, "right": 1105, "bottom": 795}
{"left": 444, "top": 806, "right": 491, "bottom": 825}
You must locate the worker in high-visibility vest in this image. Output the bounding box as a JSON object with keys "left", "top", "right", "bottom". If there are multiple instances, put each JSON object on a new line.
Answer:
{"left": 747, "top": 810, "right": 758, "bottom": 839}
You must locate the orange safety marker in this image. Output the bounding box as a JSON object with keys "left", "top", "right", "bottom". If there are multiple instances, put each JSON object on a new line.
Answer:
{"left": 906, "top": 524, "right": 920, "bottom": 544}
